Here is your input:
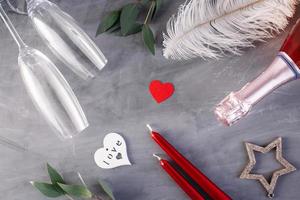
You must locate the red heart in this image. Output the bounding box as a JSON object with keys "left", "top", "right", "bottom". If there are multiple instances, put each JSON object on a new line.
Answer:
{"left": 149, "top": 80, "right": 175, "bottom": 103}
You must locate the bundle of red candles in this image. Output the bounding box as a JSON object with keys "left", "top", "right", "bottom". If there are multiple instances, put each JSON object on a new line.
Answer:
{"left": 148, "top": 125, "right": 231, "bottom": 200}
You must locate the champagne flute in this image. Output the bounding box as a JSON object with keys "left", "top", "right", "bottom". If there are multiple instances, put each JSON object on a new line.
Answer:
{"left": 0, "top": 3, "right": 89, "bottom": 139}
{"left": 26, "top": 0, "right": 108, "bottom": 80}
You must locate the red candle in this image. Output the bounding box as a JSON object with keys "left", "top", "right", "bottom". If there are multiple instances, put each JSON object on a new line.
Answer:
{"left": 153, "top": 154, "right": 204, "bottom": 200}
{"left": 148, "top": 125, "right": 231, "bottom": 200}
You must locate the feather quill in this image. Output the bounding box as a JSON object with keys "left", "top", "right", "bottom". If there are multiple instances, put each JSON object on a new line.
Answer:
{"left": 163, "top": 0, "right": 298, "bottom": 60}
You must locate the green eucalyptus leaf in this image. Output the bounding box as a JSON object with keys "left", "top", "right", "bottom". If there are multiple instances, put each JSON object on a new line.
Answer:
{"left": 142, "top": 24, "right": 155, "bottom": 55}
{"left": 99, "top": 180, "right": 115, "bottom": 200}
{"left": 31, "top": 182, "right": 64, "bottom": 198}
{"left": 97, "top": 10, "right": 121, "bottom": 36}
{"left": 58, "top": 183, "right": 92, "bottom": 198}
{"left": 47, "top": 163, "right": 65, "bottom": 184}
{"left": 153, "top": 0, "right": 163, "bottom": 19}
{"left": 123, "top": 23, "right": 142, "bottom": 36}
{"left": 107, "top": 22, "right": 121, "bottom": 33}
{"left": 120, "top": 3, "right": 140, "bottom": 35}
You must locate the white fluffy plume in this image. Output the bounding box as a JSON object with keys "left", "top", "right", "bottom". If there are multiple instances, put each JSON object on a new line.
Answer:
{"left": 163, "top": 0, "right": 298, "bottom": 60}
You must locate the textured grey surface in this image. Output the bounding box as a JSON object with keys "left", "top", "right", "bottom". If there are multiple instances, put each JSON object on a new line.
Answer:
{"left": 1, "top": 0, "right": 300, "bottom": 200}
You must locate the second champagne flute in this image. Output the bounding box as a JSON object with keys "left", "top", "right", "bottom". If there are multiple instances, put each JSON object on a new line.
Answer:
{"left": 0, "top": 3, "right": 89, "bottom": 139}
{"left": 26, "top": 0, "right": 108, "bottom": 80}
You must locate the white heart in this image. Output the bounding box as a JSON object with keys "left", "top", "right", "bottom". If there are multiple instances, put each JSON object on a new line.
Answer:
{"left": 94, "top": 133, "right": 131, "bottom": 169}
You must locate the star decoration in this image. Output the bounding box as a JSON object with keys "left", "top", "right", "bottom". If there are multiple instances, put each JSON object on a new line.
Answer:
{"left": 240, "top": 137, "right": 296, "bottom": 198}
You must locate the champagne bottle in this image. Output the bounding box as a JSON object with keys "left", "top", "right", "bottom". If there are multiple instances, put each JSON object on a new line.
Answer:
{"left": 215, "top": 19, "right": 300, "bottom": 126}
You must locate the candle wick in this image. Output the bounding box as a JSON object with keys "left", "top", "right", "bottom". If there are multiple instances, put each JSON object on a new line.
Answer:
{"left": 146, "top": 124, "right": 153, "bottom": 132}
{"left": 153, "top": 154, "right": 162, "bottom": 160}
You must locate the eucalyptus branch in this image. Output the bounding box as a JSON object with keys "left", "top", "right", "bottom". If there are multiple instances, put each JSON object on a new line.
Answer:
{"left": 77, "top": 172, "right": 87, "bottom": 187}
{"left": 144, "top": 1, "right": 156, "bottom": 24}
{"left": 77, "top": 172, "right": 104, "bottom": 200}
{"left": 31, "top": 163, "right": 115, "bottom": 200}
{"left": 96, "top": 0, "right": 164, "bottom": 55}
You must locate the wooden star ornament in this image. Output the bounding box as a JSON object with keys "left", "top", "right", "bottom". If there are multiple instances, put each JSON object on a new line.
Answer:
{"left": 240, "top": 137, "right": 296, "bottom": 198}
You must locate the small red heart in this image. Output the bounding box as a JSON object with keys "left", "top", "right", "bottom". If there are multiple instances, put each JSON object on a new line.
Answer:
{"left": 149, "top": 80, "right": 175, "bottom": 104}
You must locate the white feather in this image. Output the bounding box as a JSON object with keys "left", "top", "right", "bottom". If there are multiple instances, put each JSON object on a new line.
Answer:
{"left": 163, "top": 0, "right": 298, "bottom": 60}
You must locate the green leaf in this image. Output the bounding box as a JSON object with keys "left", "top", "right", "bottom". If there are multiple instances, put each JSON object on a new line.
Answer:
{"left": 31, "top": 182, "right": 64, "bottom": 198}
{"left": 58, "top": 183, "right": 92, "bottom": 198}
{"left": 96, "top": 10, "right": 121, "bottom": 36}
{"left": 47, "top": 163, "right": 65, "bottom": 184}
{"left": 120, "top": 3, "right": 140, "bottom": 35}
{"left": 153, "top": 0, "right": 163, "bottom": 19}
{"left": 99, "top": 180, "right": 115, "bottom": 200}
{"left": 123, "top": 23, "right": 142, "bottom": 36}
{"left": 107, "top": 22, "right": 121, "bottom": 33}
{"left": 142, "top": 24, "right": 155, "bottom": 55}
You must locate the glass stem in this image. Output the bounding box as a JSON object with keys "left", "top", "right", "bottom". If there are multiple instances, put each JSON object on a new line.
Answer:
{"left": 0, "top": 4, "right": 26, "bottom": 50}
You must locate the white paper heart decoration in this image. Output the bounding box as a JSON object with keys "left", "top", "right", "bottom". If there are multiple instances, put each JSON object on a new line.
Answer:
{"left": 94, "top": 133, "right": 131, "bottom": 169}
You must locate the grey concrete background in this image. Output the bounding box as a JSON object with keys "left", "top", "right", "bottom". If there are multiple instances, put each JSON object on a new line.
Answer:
{"left": 1, "top": 0, "right": 300, "bottom": 199}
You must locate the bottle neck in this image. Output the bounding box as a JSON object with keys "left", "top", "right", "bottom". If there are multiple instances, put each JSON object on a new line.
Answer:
{"left": 238, "top": 52, "right": 298, "bottom": 105}
{"left": 215, "top": 52, "right": 299, "bottom": 126}
{"left": 280, "top": 19, "right": 300, "bottom": 67}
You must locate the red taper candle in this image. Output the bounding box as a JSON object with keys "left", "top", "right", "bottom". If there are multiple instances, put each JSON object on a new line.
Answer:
{"left": 147, "top": 125, "right": 231, "bottom": 200}
{"left": 153, "top": 154, "right": 204, "bottom": 200}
